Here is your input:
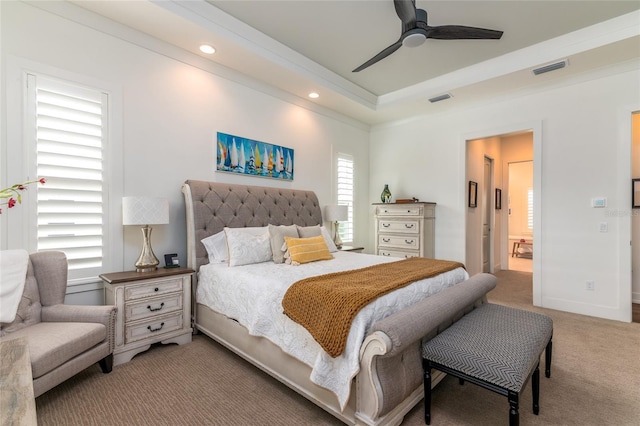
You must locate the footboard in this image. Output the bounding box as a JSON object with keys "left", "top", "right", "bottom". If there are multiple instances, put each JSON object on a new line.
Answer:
{"left": 355, "top": 273, "right": 497, "bottom": 425}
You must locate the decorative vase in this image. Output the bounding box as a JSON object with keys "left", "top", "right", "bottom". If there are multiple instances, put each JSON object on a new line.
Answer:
{"left": 380, "top": 184, "right": 392, "bottom": 203}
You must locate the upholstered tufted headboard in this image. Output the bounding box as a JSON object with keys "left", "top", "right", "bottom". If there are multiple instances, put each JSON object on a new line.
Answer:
{"left": 182, "top": 180, "right": 323, "bottom": 273}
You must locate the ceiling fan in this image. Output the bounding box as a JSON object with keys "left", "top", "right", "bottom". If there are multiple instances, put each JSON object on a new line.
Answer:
{"left": 353, "top": 0, "right": 503, "bottom": 72}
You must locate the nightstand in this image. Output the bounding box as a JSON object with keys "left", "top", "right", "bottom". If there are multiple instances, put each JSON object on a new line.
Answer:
{"left": 339, "top": 245, "right": 365, "bottom": 253}
{"left": 100, "top": 267, "right": 194, "bottom": 366}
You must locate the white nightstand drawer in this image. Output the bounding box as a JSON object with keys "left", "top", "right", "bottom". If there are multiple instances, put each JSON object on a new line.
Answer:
{"left": 378, "top": 220, "right": 420, "bottom": 234}
{"left": 376, "top": 205, "right": 422, "bottom": 216}
{"left": 125, "top": 312, "right": 183, "bottom": 344}
{"left": 378, "top": 235, "right": 419, "bottom": 249}
{"left": 378, "top": 249, "right": 420, "bottom": 259}
{"left": 124, "top": 278, "right": 183, "bottom": 301}
{"left": 125, "top": 293, "right": 183, "bottom": 322}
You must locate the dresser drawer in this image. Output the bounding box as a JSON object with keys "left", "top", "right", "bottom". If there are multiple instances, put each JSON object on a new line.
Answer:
{"left": 376, "top": 205, "right": 422, "bottom": 216}
{"left": 378, "top": 234, "right": 419, "bottom": 250}
{"left": 378, "top": 220, "right": 420, "bottom": 234}
{"left": 125, "top": 293, "right": 183, "bottom": 323}
{"left": 125, "top": 312, "right": 183, "bottom": 344}
{"left": 378, "top": 249, "right": 420, "bottom": 259}
{"left": 124, "top": 278, "right": 184, "bottom": 301}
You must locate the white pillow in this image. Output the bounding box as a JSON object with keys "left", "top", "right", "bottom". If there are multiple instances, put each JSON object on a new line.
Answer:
{"left": 225, "top": 227, "right": 273, "bottom": 267}
{"left": 201, "top": 231, "right": 227, "bottom": 263}
{"left": 320, "top": 226, "right": 339, "bottom": 253}
{"left": 297, "top": 225, "right": 338, "bottom": 253}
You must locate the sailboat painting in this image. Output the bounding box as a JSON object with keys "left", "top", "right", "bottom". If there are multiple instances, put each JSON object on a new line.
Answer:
{"left": 216, "top": 132, "right": 294, "bottom": 181}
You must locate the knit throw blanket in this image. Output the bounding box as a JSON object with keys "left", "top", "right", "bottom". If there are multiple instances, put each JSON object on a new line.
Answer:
{"left": 282, "top": 257, "right": 465, "bottom": 357}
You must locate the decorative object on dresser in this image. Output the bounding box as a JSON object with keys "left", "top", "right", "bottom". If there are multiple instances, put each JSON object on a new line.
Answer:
{"left": 100, "top": 267, "right": 193, "bottom": 366}
{"left": 324, "top": 204, "right": 348, "bottom": 248}
{"left": 380, "top": 184, "right": 392, "bottom": 203}
{"left": 122, "top": 196, "right": 169, "bottom": 272}
{"left": 374, "top": 202, "right": 435, "bottom": 259}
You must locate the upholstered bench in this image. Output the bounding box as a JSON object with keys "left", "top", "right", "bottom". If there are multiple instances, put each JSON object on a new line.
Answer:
{"left": 421, "top": 303, "right": 553, "bottom": 426}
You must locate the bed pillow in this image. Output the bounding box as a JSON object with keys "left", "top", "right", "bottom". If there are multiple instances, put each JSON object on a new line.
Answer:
{"left": 224, "top": 227, "right": 273, "bottom": 267}
{"left": 268, "top": 224, "right": 299, "bottom": 264}
{"left": 201, "top": 231, "right": 228, "bottom": 263}
{"left": 283, "top": 235, "right": 333, "bottom": 265}
{"left": 296, "top": 225, "right": 338, "bottom": 253}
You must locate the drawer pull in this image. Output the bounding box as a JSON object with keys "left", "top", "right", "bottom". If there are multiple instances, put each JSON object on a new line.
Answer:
{"left": 405, "top": 239, "right": 414, "bottom": 244}
{"left": 383, "top": 238, "right": 390, "bottom": 243}
{"left": 382, "top": 252, "right": 391, "bottom": 256}
{"left": 405, "top": 224, "right": 414, "bottom": 229}
{"left": 147, "top": 302, "right": 165, "bottom": 312}
{"left": 382, "top": 223, "right": 390, "bottom": 228}
{"left": 147, "top": 322, "right": 165, "bottom": 332}
{"left": 154, "top": 287, "right": 159, "bottom": 292}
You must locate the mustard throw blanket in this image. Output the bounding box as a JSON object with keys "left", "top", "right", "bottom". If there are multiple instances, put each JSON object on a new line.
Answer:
{"left": 282, "top": 257, "right": 465, "bottom": 357}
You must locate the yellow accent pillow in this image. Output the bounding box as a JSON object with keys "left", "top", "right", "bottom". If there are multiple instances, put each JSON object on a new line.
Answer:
{"left": 283, "top": 235, "right": 333, "bottom": 265}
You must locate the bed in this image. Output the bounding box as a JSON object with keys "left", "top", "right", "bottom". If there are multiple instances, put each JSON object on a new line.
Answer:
{"left": 182, "top": 180, "right": 496, "bottom": 426}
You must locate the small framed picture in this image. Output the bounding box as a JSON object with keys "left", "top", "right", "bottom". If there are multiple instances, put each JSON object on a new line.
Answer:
{"left": 468, "top": 181, "right": 478, "bottom": 208}
{"left": 495, "top": 188, "right": 502, "bottom": 210}
{"left": 164, "top": 253, "right": 180, "bottom": 268}
{"left": 633, "top": 179, "right": 640, "bottom": 209}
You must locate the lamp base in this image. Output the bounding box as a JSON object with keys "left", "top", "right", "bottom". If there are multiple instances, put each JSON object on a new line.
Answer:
{"left": 333, "top": 221, "right": 343, "bottom": 249}
{"left": 135, "top": 225, "right": 160, "bottom": 273}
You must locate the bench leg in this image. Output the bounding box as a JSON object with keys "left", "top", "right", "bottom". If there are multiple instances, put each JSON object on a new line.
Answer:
{"left": 532, "top": 363, "right": 540, "bottom": 415}
{"left": 545, "top": 338, "right": 553, "bottom": 378}
{"left": 422, "top": 359, "right": 432, "bottom": 425}
{"left": 508, "top": 391, "right": 519, "bottom": 426}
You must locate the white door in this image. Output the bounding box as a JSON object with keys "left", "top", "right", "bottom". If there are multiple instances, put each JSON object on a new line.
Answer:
{"left": 482, "top": 157, "right": 492, "bottom": 273}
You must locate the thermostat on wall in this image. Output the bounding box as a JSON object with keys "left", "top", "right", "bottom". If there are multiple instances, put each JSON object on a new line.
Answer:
{"left": 591, "top": 197, "right": 607, "bottom": 208}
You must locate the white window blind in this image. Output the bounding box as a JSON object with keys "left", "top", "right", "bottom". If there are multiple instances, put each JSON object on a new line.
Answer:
{"left": 337, "top": 154, "right": 354, "bottom": 242}
{"left": 28, "top": 74, "right": 107, "bottom": 283}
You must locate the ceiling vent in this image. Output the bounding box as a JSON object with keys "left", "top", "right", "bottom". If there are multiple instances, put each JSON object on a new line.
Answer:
{"left": 428, "top": 93, "right": 452, "bottom": 103}
{"left": 532, "top": 60, "right": 568, "bottom": 76}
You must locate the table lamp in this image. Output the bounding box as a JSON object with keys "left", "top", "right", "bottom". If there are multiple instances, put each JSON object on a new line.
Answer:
{"left": 123, "top": 196, "right": 169, "bottom": 272}
{"left": 324, "top": 205, "right": 348, "bottom": 249}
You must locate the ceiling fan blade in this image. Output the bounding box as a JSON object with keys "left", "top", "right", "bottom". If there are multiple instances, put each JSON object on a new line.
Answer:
{"left": 426, "top": 25, "right": 503, "bottom": 40}
{"left": 352, "top": 39, "right": 403, "bottom": 72}
{"left": 394, "top": 0, "right": 416, "bottom": 26}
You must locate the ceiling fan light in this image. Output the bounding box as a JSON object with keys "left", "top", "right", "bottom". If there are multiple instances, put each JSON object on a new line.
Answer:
{"left": 403, "top": 33, "right": 426, "bottom": 48}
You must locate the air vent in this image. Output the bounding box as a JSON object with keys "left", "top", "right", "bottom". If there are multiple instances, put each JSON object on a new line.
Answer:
{"left": 428, "top": 93, "right": 452, "bottom": 103}
{"left": 532, "top": 60, "right": 568, "bottom": 76}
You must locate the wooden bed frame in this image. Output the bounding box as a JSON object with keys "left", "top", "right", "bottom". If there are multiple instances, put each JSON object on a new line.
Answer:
{"left": 182, "top": 180, "right": 496, "bottom": 425}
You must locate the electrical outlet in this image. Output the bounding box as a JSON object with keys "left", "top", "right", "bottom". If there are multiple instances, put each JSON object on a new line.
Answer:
{"left": 585, "top": 281, "right": 595, "bottom": 291}
{"left": 599, "top": 222, "right": 608, "bottom": 232}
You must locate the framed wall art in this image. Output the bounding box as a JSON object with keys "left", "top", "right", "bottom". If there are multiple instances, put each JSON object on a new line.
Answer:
{"left": 216, "top": 132, "right": 294, "bottom": 181}
{"left": 495, "top": 188, "right": 502, "bottom": 210}
{"left": 468, "top": 181, "right": 478, "bottom": 208}
{"left": 633, "top": 179, "right": 640, "bottom": 209}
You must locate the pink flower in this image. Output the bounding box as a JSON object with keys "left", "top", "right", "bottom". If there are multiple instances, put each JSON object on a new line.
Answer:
{"left": 7, "top": 198, "right": 16, "bottom": 208}
{"left": 0, "top": 178, "right": 46, "bottom": 214}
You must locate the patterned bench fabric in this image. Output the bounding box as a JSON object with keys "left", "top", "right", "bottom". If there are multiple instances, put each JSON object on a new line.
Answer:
{"left": 422, "top": 303, "right": 553, "bottom": 392}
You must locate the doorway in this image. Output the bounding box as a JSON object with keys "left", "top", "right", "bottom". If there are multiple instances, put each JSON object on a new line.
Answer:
{"left": 632, "top": 112, "right": 640, "bottom": 322}
{"left": 507, "top": 161, "right": 533, "bottom": 273}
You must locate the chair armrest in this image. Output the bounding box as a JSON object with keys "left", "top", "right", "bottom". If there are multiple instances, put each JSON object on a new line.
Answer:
{"left": 42, "top": 305, "right": 117, "bottom": 327}
{"left": 369, "top": 273, "right": 497, "bottom": 358}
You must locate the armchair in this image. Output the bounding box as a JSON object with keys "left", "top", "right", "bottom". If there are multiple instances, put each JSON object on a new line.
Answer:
{"left": 0, "top": 251, "right": 116, "bottom": 397}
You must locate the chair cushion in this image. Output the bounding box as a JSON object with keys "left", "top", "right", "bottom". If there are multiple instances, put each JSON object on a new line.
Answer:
{"left": 2, "top": 322, "right": 106, "bottom": 378}
{"left": 422, "top": 303, "right": 552, "bottom": 392}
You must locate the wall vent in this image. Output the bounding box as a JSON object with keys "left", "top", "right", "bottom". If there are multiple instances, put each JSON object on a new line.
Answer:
{"left": 428, "top": 93, "right": 452, "bottom": 103}
{"left": 532, "top": 60, "right": 568, "bottom": 75}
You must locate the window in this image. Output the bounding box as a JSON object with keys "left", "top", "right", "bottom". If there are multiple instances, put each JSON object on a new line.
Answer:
{"left": 27, "top": 74, "right": 108, "bottom": 284}
{"left": 337, "top": 154, "right": 354, "bottom": 243}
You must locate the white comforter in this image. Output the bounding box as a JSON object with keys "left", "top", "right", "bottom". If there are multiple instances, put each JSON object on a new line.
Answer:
{"left": 197, "top": 252, "right": 468, "bottom": 410}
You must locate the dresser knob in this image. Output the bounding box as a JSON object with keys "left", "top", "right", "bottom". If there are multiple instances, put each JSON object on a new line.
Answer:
{"left": 154, "top": 287, "right": 159, "bottom": 292}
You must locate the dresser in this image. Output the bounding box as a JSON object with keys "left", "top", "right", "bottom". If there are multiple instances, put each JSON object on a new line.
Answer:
{"left": 374, "top": 202, "right": 436, "bottom": 259}
{"left": 100, "top": 267, "right": 193, "bottom": 366}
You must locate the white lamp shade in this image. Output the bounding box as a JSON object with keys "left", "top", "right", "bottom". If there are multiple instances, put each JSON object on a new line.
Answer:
{"left": 324, "top": 205, "right": 348, "bottom": 222}
{"left": 122, "top": 197, "right": 169, "bottom": 225}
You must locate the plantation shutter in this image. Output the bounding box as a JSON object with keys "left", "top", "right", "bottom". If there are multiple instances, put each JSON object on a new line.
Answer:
{"left": 29, "top": 74, "right": 107, "bottom": 283}
{"left": 337, "top": 154, "right": 354, "bottom": 242}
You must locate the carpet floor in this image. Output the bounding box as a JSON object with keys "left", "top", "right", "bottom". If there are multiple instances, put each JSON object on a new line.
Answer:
{"left": 36, "top": 270, "right": 640, "bottom": 425}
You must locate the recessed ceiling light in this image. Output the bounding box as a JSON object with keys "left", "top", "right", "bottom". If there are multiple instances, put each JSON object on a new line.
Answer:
{"left": 308, "top": 92, "right": 319, "bottom": 99}
{"left": 199, "top": 45, "right": 215, "bottom": 54}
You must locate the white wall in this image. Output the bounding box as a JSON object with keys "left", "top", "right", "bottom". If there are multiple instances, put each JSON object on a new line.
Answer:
{"left": 370, "top": 65, "right": 639, "bottom": 322}
{"left": 0, "top": 2, "right": 370, "bottom": 298}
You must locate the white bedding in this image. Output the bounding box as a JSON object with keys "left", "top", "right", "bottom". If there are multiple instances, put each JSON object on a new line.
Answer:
{"left": 196, "top": 251, "right": 468, "bottom": 410}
